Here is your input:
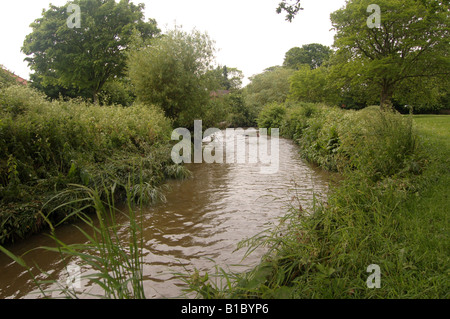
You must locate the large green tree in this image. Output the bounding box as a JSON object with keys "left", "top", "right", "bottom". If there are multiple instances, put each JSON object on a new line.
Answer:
{"left": 284, "top": 44, "right": 332, "bottom": 70}
{"left": 128, "top": 28, "right": 217, "bottom": 128}
{"left": 22, "top": 0, "right": 160, "bottom": 104}
{"left": 244, "top": 66, "right": 295, "bottom": 115}
{"left": 330, "top": 0, "right": 450, "bottom": 109}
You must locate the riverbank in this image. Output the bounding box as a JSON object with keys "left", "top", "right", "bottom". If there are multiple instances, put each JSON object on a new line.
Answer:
{"left": 0, "top": 128, "right": 331, "bottom": 299}
{"left": 188, "top": 104, "right": 449, "bottom": 298}
{"left": 0, "top": 85, "right": 190, "bottom": 245}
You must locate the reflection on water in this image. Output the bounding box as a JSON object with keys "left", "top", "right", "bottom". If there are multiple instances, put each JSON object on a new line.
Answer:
{"left": 0, "top": 134, "right": 331, "bottom": 299}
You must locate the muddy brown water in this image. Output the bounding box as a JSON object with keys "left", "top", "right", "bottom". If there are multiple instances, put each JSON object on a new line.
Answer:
{"left": 0, "top": 134, "right": 331, "bottom": 299}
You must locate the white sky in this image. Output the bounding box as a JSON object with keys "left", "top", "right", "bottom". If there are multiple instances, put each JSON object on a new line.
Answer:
{"left": 0, "top": 0, "right": 347, "bottom": 85}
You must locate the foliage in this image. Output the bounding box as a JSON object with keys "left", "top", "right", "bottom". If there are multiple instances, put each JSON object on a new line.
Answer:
{"left": 210, "top": 66, "right": 244, "bottom": 91}
{"left": 0, "top": 85, "right": 187, "bottom": 244}
{"left": 257, "top": 103, "right": 287, "bottom": 131}
{"left": 288, "top": 65, "right": 337, "bottom": 104}
{"left": 393, "top": 75, "right": 450, "bottom": 114}
{"left": 283, "top": 44, "right": 332, "bottom": 70}
{"left": 1, "top": 183, "right": 149, "bottom": 299}
{"left": 244, "top": 66, "right": 294, "bottom": 117}
{"left": 276, "top": 0, "right": 303, "bottom": 22}
{"left": 22, "top": 0, "right": 160, "bottom": 104}
{"left": 0, "top": 67, "right": 19, "bottom": 88}
{"left": 128, "top": 28, "right": 217, "bottom": 128}
{"left": 275, "top": 104, "right": 421, "bottom": 176}
{"left": 98, "top": 77, "right": 136, "bottom": 107}
{"left": 330, "top": 0, "right": 450, "bottom": 109}
{"left": 31, "top": 73, "right": 136, "bottom": 107}
{"left": 226, "top": 91, "right": 257, "bottom": 128}
{"left": 29, "top": 73, "right": 92, "bottom": 101}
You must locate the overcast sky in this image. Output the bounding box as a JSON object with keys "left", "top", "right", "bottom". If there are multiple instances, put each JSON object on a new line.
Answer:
{"left": 0, "top": 0, "right": 347, "bottom": 85}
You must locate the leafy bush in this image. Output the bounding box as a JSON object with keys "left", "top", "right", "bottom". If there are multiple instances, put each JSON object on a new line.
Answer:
{"left": 256, "top": 102, "right": 424, "bottom": 178}
{"left": 0, "top": 67, "right": 18, "bottom": 88}
{"left": 257, "top": 103, "right": 287, "bottom": 131}
{"left": 281, "top": 102, "right": 319, "bottom": 139}
{"left": 337, "top": 106, "right": 421, "bottom": 179}
{"left": 0, "top": 85, "right": 182, "bottom": 244}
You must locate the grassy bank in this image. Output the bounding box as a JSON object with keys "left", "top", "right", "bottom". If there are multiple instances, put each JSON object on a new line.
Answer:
{"left": 186, "top": 105, "right": 449, "bottom": 299}
{"left": 0, "top": 85, "right": 189, "bottom": 245}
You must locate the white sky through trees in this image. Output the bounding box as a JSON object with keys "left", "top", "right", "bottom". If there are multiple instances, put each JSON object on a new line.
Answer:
{"left": 0, "top": 0, "right": 346, "bottom": 85}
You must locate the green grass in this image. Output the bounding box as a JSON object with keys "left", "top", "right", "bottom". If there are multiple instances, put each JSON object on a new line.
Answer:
{"left": 413, "top": 115, "right": 450, "bottom": 149}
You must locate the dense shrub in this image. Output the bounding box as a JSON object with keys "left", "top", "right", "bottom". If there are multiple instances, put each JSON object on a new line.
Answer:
{"left": 257, "top": 102, "right": 423, "bottom": 179}
{"left": 0, "top": 85, "right": 185, "bottom": 244}
{"left": 257, "top": 103, "right": 287, "bottom": 132}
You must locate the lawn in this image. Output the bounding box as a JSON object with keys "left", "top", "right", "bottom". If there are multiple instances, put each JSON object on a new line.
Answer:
{"left": 413, "top": 115, "right": 450, "bottom": 150}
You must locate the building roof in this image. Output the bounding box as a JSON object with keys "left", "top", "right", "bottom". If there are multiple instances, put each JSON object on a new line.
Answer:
{"left": 1, "top": 66, "right": 28, "bottom": 85}
{"left": 210, "top": 90, "right": 230, "bottom": 98}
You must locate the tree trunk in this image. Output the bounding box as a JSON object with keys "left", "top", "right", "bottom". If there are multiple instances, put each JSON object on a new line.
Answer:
{"left": 93, "top": 91, "right": 99, "bottom": 105}
{"left": 380, "top": 81, "right": 394, "bottom": 110}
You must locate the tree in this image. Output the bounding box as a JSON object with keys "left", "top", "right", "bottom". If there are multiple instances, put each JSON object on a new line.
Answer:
{"left": 289, "top": 65, "right": 335, "bottom": 104}
{"left": 283, "top": 44, "right": 332, "bottom": 70}
{"left": 128, "top": 28, "right": 217, "bottom": 128}
{"left": 393, "top": 73, "right": 450, "bottom": 113}
{"left": 22, "top": 0, "right": 160, "bottom": 104}
{"left": 244, "top": 66, "right": 295, "bottom": 116}
{"left": 212, "top": 65, "right": 244, "bottom": 91}
{"left": 330, "top": 0, "right": 450, "bottom": 109}
{"left": 28, "top": 72, "right": 92, "bottom": 101}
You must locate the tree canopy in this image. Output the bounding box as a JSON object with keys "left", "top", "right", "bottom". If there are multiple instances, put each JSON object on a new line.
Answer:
{"left": 128, "top": 28, "right": 217, "bottom": 128}
{"left": 330, "top": 0, "right": 450, "bottom": 109}
{"left": 244, "top": 66, "right": 295, "bottom": 115}
{"left": 283, "top": 44, "right": 332, "bottom": 70}
{"left": 22, "top": 0, "right": 160, "bottom": 104}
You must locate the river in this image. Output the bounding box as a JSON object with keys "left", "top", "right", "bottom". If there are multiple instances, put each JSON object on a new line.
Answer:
{"left": 0, "top": 132, "right": 331, "bottom": 299}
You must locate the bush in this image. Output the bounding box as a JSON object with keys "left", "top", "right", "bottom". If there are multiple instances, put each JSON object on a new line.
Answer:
{"left": 281, "top": 102, "right": 319, "bottom": 139}
{"left": 337, "top": 106, "right": 421, "bottom": 180}
{"left": 257, "top": 103, "right": 287, "bottom": 131}
{"left": 256, "top": 102, "right": 424, "bottom": 178}
{"left": 0, "top": 85, "right": 180, "bottom": 244}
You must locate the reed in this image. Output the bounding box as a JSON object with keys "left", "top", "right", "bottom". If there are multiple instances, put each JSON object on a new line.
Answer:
{"left": 0, "top": 178, "right": 151, "bottom": 299}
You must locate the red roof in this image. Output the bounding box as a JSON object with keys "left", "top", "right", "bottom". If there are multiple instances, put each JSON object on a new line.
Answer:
{"left": 210, "top": 90, "right": 230, "bottom": 98}
{"left": 1, "top": 66, "right": 28, "bottom": 85}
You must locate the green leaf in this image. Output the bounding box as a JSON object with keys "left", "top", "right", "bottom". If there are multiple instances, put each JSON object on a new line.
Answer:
{"left": 0, "top": 245, "right": 27, "bottom": 268}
